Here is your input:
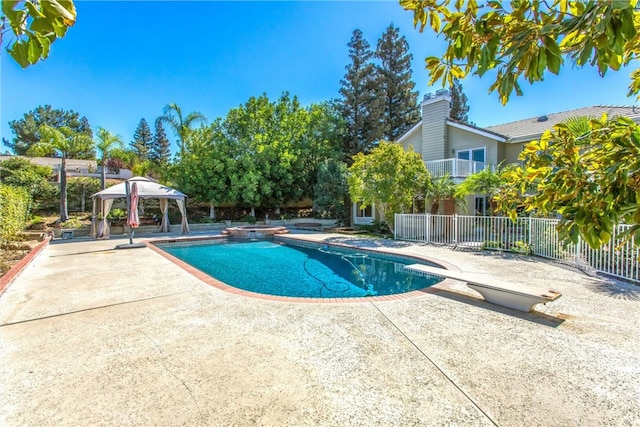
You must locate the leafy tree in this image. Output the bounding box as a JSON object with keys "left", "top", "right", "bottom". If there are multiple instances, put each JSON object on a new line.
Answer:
{"left": 348, "top": 141, "right": 427, "bottom": 232}
{"left": 495, "top": 115, "right": 640, "bottom": 248}
{"left": 130, "top": 118, "right": 153, "bottom": 161}
{"left": 297, "top": 101, "right": 346, "bottom": 197}
{"left": 150, "top": 119, "right": 171, "bottom": 165}
{"left": 157, "top": 103, "right": 207, "bottom": 158}
{"left": 1, "top": 0, "right": 76, "bottom": 68}
{"left": 403, "top": 0, "right": 640, "bottom": 247}
{"left": 27, "top": 124, "right": 94, "bottom": 221}
{"left": 176, "top": 124, "right": 231, "bottom": 218}
{"left": 375, "top": 24, "right": 420, "bottom": 141}
{"left": 218, "top": 93, "right": 312, "bottom": 212}
{"left": 67, "top": 177, "right": 99, "bottom": 212}
{"left": 314, "top": 159, "right": 349, "bottom": 225}
{"left": 95, "top": 127, "right": 123, "bottom": 189}
{"left": 338, "top": 29, "right": 384, "bottom": 161}
{"left": 0, "top": 156, "right": 56, "bottom": 211}
{"left": 7, "top": 105, "right": 93, "bottom": 156}
{"left": 402, "top": 0, "right": 640, "bottom": 104}
{"left": 449, "top": 78, "right": 471, "bottom": 123}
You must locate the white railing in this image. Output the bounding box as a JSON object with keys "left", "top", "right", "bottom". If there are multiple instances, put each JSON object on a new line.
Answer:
{"left": 394, "top": 214, "right": 639, "bottom": 284}
{"left": 424, "top": 158, "right": 489, "bottom": 178}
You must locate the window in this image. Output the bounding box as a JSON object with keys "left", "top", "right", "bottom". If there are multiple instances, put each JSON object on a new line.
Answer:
{"left": 354, "top": 202, "right": 374, "bottom": 225}
{"left": 356, "top": 202, "right": 372, "bottom": 218}
{"left": 457, "top": 148, "right": 486, "bottom": 163}
{"left": 475, "top": 196, "right": 488, "bottom": 216}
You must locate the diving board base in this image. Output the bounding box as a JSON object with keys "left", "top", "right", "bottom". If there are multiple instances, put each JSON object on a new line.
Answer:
{"left": 405, "top": 264, "right": 561, "bottom": 312}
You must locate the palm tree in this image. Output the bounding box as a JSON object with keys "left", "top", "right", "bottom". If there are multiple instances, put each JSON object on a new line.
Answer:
{"left": 95, "top": 127, "right": 124, "bottom": 190}
{"left": 157, "top": 103, "right": 207, "bottom": 158}
{"left": 456, "top": 164, "right": 508, "bottom": 215}
{"left": 27, "top": 125, "right": 94, "bottom": 222}
{"left": 423, "top": 174, "right": 463, "bottom": 214}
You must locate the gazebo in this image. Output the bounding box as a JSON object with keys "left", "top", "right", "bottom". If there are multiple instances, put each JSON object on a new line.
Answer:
{"left": 90, "top": 176, "right": 189, "bottom": 238}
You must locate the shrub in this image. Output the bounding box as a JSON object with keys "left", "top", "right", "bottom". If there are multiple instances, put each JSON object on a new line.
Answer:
{"left": 482, "top": 240, "right": 503, "bottom": 250}
{"left": 0, "top": 185, "right": 31, "bottom": 242}
{"left": 240, "top": 215, "right": 257, "bottom": 224}
{"left": 511, "top": 240, "right": 533, "bottom": 255}
{"left": 107, "top": 208, "right": 126, "bottom": 221}
{"left": 62, "top": 218, "right": 84, "bottom": 229}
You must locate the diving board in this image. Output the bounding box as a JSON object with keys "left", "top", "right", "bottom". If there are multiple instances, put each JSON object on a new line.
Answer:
{"left": 405, "top": 264, "right": 562, "bottom": 312}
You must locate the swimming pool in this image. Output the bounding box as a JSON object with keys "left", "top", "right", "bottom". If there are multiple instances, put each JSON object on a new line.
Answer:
{"left": 154, "top": 238, "right": 443, "bottom": 299}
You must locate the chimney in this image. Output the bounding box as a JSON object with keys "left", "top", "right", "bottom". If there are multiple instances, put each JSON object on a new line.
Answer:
{"left": 421, "top": 90, "right": 451, "bottom": 161}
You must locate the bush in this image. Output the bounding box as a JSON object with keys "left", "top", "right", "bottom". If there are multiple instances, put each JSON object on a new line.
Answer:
{"left": 482, "top": 240, "right": 503, "bottom": 250}
{"left": 0, "top": 185, "right": 31, "bottom": 242}
{"left": 62, "top": 218, "right": 84, "bottom": 229}
{"left": 511, "top": 240, "right": 533, "bottom": 255}
{"left": 107, "top": 208, "right": 126, "bottom": 221}
{"left": 240, "top": 215, "right": 257, "bottom": 224}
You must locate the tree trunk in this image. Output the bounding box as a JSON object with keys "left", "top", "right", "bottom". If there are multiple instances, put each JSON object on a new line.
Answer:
{"left": 60, "top": 157, "right": 69, "bottom": 222}
{"left": 100, "top": 160, "right": 107, "bottom": 190}
{"left": 430, "top": 200, "right": 440, "bottom": 215}
{"left": 250, "top": 206, "right": 255, "bottom": 218}
{"left": 209, "top": 203, "right": 216, "bottom": 219}
{"left": 80, "top": 187, "right": 85, "bottom": 212}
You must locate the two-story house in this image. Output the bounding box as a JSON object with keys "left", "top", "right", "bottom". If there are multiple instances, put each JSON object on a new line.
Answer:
{"left": 353, "top": 89, "right": 639, "bottom": 225}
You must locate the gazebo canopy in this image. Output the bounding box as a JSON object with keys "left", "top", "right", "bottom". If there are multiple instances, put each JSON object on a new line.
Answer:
{"left": 91, "top": 176, "right": 186, "bottom": 200}
{"left": 90, "top": 176, "right": 189, "bottom": 238}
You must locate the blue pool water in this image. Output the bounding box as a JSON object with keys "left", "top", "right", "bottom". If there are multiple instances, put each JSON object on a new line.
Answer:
{"left": 156, "top": 239, "right": 442, "bottom": 298}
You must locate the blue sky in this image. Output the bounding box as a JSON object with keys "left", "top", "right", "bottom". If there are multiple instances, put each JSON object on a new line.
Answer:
{"left": 1, "top": 1, "right": 636, "bottom": 154}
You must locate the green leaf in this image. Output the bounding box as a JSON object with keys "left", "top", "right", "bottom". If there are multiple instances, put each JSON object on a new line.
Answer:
{"left": 546, "top": 48, "right": 561, "bottom": 74}
{"left": 30, "top": 16, "right": 55, "bottom": 35}
{"left": 40, "top": 0, "right": 77, "bottom": 25}
{"left": 36, "top": 33, "right": 51, "bottom": 59}
{"left": 24, "top": 1, "right": 45, "bottom": 18}
{"left": 27, "top": 35, "right": 43, "bottom": 64}
{"left": 8, "top": 40, "right": 30, "bottom": 68}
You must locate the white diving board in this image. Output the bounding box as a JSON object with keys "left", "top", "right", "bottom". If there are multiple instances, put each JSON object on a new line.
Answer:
{"left": 405, "top": 264, "right": 562, "bottom": 312}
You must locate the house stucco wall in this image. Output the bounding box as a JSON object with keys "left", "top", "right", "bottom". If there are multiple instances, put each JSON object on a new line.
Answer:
{"left": 448, "top": 127, "right": 500, "bottom": 164}
{"left": 400, "top": 127, "right": 423, "bottom": 153}
{"left": 504, "top": 141, "right": 528, "bottom": 165}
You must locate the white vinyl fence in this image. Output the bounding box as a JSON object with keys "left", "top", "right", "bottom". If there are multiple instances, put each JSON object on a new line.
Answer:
{"left": 394, "top": 214, "right": 640, "bottom": 284}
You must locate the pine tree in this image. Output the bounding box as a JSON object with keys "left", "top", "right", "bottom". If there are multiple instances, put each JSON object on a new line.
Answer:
{"left": 375, "top": 24, "right": 420, "bottom": 141}
{"left": 131, "top": 118, "right": 153, "bottom": 160}
{"left": 338, "top": 29, "right": 384, "bottom": 163}
{"left": 150, "top": 119, "right": 171, "bottom": 164}
{"left": 449, "top": 79, "right": 471, "bottom": 123}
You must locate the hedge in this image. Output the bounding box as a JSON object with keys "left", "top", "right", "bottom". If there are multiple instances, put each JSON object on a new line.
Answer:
{"left": 0, "top": 184, "right": 31, "bottom": 242}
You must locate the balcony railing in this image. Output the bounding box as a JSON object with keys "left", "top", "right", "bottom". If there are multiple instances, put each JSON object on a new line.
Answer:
{"left": 424, "top": 158, "right": 490, "bottom": 178}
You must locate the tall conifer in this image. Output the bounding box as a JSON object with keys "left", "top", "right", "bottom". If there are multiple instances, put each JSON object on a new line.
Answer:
{"left": 449, "top": 79, "right": 471, "bottom": 123}
{"left": 150, "top": 119, "right": 171, "bottom": 164}
{"left": 375, "top": 24, "right": 420, "bottom": 141}
{"left": 131, "top": 118, "right": 153, "bottom": 160}
{"left": 338, "top": 29, "right": 383, "bottom": 162}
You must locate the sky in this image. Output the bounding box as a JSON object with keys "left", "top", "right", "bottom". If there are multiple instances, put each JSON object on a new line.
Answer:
{"left": 1, "top": 0, "right": 637, "bottom": 155}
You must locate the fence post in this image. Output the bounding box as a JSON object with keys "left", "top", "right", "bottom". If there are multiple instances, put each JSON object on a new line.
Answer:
{"left": 453, "top": 214, "right": 458, "bottom": 244}
{"left": 528, "top": 216, "right": 532, "bottom": 247}
{"left": 426, "top": 213, "right": 430, "bottom": 243}
{"left": 394, "top": 214, "right": 397, "bottom": 240}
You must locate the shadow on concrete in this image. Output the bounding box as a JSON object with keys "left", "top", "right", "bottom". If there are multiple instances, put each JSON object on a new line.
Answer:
{"left": 433, "top": 289, "right": 566, "bottom": 328}
{"left": 49, "top": 248, "right": 120, "bottom": 257}
{"left": 583, "top": 277, "right": 640, "bottom": 301}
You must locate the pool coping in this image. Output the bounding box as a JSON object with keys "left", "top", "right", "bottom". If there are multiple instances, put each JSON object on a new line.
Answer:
{"left": 145, "top": 234, "right": 462, "bottom": 303}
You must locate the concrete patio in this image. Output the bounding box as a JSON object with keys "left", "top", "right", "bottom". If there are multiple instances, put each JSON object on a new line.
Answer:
{"left": 1, "top": 232, "right": 639, "bottom": 426}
